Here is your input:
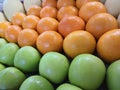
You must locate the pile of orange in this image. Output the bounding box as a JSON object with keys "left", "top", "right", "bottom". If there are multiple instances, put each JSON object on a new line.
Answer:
{"left": 0, "top": 0, "right": 120, "bottom": 63}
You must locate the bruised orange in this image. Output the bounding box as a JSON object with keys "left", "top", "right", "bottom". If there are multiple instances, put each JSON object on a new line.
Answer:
{"left": 5, "top": 25, "right": 22, "bottom": 43}
{"left": 79, "top": 1, "right": 107, "bottom": 22}
{"left": 97, "top": 29, "right": 120, "bottom": 63}
{"left": 27, "top": 5, "right": 41, "bottom": 17}
{"left": 63, "top": 30, "right": 96, "bottom": 58}
{"left": 57, "top": 0, "right": 76, "bottom": 9}
{"left": 42, "top": 0, "right": 57, "bottom": 8}
{"left": 37, "top": 17, "right": 59, "bottom": 34}
{"left": 0, "top": 21, "right": 11, "bottom": 38}
{"left": 40, "top": 6, "right": 57, "bottom": 18}
{"left": 76, "top": 0, "right": 99, "bottom": 9}
{"left": 18, "top": 29, "right": 38, "bottom": 47}
{"left": 58, "top": 16, "right": 85, "bottom": 37}
{"left": 36, "top": 31, "right": 63, "bottom": 54}
{"left": 86, "top": 13, "right": 118, "bottom": 40}
{"left": 57, "top": 6, "right": 78, "bottom": 21}
{"left": 11, "top": 12, "right": 26, "bottom": 26}
{"left": 22, "top": 15, "right": 40, "bottom": 29}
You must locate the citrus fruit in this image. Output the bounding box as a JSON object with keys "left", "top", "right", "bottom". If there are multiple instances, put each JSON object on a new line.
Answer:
{"left": 42, "top": 0, "right": 57, "bottom": 8}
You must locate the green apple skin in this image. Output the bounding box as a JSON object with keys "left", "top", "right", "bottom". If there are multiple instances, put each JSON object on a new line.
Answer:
{"left": 69, "top": 54, "right": 106, "bottom": 90}
{"left": 14, "top": 46, "right": 41, "bottom": 73}
{"left": 19, "top": 75, "right": 54, "bottom": 90}
{"left": 39, "top": 52, "right": 69, "bottom": 84}
{"left": 56, "top": 83, "right": 83, "bottom": 90}
{"left": 0, "top": 38, "right": 8, "bottom": 48}
{"left": 107, "top": 60, "right": 120, "bottom": 90}
{"left": 0, "top": 63, "right": 5, "bottom": 71}
{"left": 0, "top": 43, "right": 19, "bottom": 66}
{"left": 0, "top": 67, "right": 26, "bottom": 90}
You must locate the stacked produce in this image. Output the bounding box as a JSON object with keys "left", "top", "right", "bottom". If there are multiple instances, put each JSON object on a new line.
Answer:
{"left": 0, "top": 0, "right": 120, "bottom": 90}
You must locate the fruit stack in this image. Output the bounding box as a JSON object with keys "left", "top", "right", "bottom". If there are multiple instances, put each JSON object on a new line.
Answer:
{"left": 0, "top": 0, "right": 120, "bottom": 90}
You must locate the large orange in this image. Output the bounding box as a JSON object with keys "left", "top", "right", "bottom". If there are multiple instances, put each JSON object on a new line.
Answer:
{"left": 5, "top": 25, "right": 22, "bottom": 43}
{"left": 42, "top": 0, "right": 57, "bottom": 8}
{"left": 11, "top": 12, "right": 26, "bottom": 26}
{"left": 57, "top": 0, "right": 76, "bottom": 9}
{"left": 27, "top": 5, "right": 41, "bottom": 17}
{"left": 79, "top": 1, "right": 107, "bottom": 22}
{"left": 76, "top": 0, "right": 99, "bottom": 9}
{"left": 36, "top": 31, "right": 63, "bottom": 54}
{"left": 58, "top": 16, "right": 85, "bottom": 37}
{"left": 18, "top": 29, "right": 38, "bottom": 47}
{"left": 37, "top": 17, "right": 59, "bottom": 34}
{"left": 0, "top": 21, "right": 11, "bottom": 38}
{"left": 97, "top": 29, "right": 120, "bottom": 63}
{"left": 63, "top": 30, "right": 96, "bottom": 58}
{"left": 57, "top": 6, "right": 78, "bottom": 21}
{"left": 86, "top": 13, "right": 118, "bottom": 40}
{"left": 22, "top": 15, "right": 40, "bottom": 29}
{"left": 40, "top": 6, "right": 57, "bottom": 18}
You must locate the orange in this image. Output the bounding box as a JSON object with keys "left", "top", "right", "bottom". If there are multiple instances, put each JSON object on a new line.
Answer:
{"left": 63, "top": 30, "right": 96, "bottom": 58}
{"left": 22, "top": 15, "right": 40, "bottom": 29}
{"left": 97, "top": 29, "right": 120, "bottom": 63}
{"left": 5, "top": 25, "right": 22, "bottom": 43}
{"left": 0, "top": 21, "right": 11, "bottom": 38}
{"left": 76, "top": 0, "right": 99, "bottom": 9}
{"left": 18, "top": 29, "right": 38, "bottom": 47}
{"left": 37, "top": 17, "right": 59, "bottom": 34}
{"left": 11, "top": 12, "right": 26, "bottom": 26}
{"left": 42, "top": 0, "right": 57, "bottom": 8}
{"left": 86, "top": 13, "right": 118, "bottom": 40}
{"left": 36, "top": 31, "right": 63, "bottom": 54}
{"left": 27, "top": 5, "right": 41, "bottom": 17}
{"left": 57, "top": 0, "right": 76, "bottom": 9}
{"left": 79, "top": 1, "right": 107, "bottom": 22}
{"left": 58, "top": 16, "right": 85, "bottom": 37}
{"left": 40, "top": 6, "right": 57, "bottom": 18}
{"left": 57, "top": 6, "right": 78, "bottom": 21}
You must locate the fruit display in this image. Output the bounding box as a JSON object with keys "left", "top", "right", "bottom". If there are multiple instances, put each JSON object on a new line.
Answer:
{"left": 0, "top": 0, "right": 120, "bottom": 90}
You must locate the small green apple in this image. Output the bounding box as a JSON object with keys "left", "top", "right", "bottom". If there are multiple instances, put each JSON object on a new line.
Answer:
{"left": 19, "top": 75, "right": 54, "bottom": 90}
{"left": 107, "top": 60, "right": 120, "bottom": 90}
{"left": 0, "top": 43, "right": 19, "bottom": 66}
{"left": 14, "top": 46, "right": 41, "bottom": 73}
{"left": 0, "top": 67, "right": 26, "bottom": 90}
{"left": 0, "top": 63, "right": 5, "bottom": 71}
{"left": 56, "top": 83, "right": 83, "bottom": 90}
{"left": 69, "top": 54, "right": 106, "bottom": 90}
{"left": 0, "top": 38, "right": 8, "bottom": 48}
{"left": 39, "top": 52, "right": 69, "bottom": 84}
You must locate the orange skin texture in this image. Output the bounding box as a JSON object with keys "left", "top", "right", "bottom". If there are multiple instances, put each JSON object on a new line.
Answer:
{"left": 42, "top": 0, "right": 57, "bottom": 8}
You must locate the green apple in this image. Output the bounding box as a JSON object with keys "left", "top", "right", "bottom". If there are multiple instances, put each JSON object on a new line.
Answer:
{"left": 107, "top": 60, "right": 120, "bottom": 90}
{"left": 0, "top": 67, "right": 26, "bottom": 90}
{"left": 0, "top": 43, "right": 19, "bottom": 66}
{"left": 69, "top": 54, "right": 106, "bottom": 90}
{"left": 14, "top": 46, "right": 41, "bottom": 73}
{"left": 0, "top": 38, "right": 8, "bottom": 48}
{"left": 56, "top": 83, "right": 83, "bottom": 90}
{"left": 39, "top": 52, "right": 69, "bottom": 84}
{"left": 0, "top": 63, "right": 5, "bottom": 71}
{"left": 19, "top": 75, "right": 54, "bottom": 90}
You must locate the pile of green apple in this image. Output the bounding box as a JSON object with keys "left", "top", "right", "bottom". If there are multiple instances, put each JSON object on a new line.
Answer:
{"left": 0, "top": 38, "right": 120, "bottom": 90}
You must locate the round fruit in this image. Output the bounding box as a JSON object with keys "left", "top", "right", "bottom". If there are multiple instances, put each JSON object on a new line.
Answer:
{"left": 42, "top": 0, "right": 57, "bottom": 8}
{"left": 0, "top": 38, "right": 8, "bottom": 48}
{"left": 19, "top": 75, "right": 54, "bottom": 90}
{"left": 14, "top": 46, "right": 41, "bottom": 73}
{"left": 69, "top": 54, "right": 106, "bottom": 90}
{"left": 0, "top": 67, "right": 26, "bottom": 90}
{"left": 36, "top": 31, "right": 63, "bottom": 54}
{"left": 58, "top": 16, "right": 85, "bottom": 37}
{"left": 63, "top": 30, "right": 96, "bottom": 58}
{"left": 107, "top": 60, "right": 120, "bottom": 90}
{"left": 97, "top": 29, "right": 120, "bottom": 63}
{"left": 86, "top": 13, "right": 118, "bottom": 39}
{"left": 0, "top": 63, "right": 5, "bottom": 71}
{"left": 39, "top": 52, "right": 69, "bottom": 84}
